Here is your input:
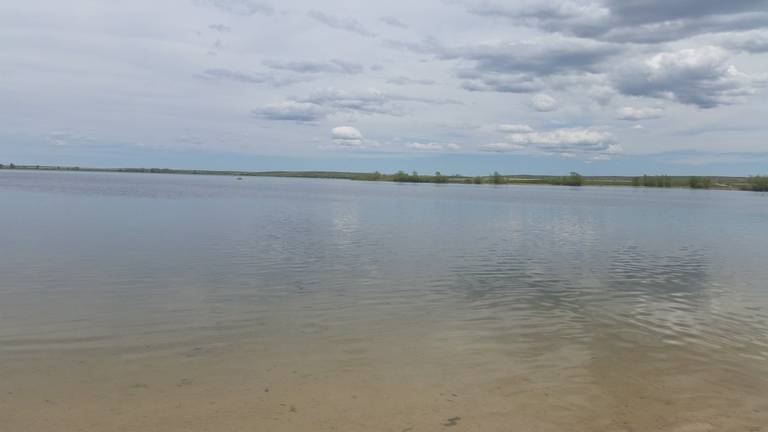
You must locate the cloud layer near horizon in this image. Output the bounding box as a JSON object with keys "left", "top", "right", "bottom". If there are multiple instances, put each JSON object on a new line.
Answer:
{"left": 1, "top": 0, "right": 767, "bottom": 169}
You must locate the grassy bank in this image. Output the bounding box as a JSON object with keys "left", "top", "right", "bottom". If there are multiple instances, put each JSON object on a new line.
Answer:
{"left": 0, "top": 164, "right": 765, "bottom": 191}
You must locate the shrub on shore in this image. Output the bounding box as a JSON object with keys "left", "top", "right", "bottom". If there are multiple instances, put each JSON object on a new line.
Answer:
{"left": 632, "top": 175, "right": 672, "bottom": 188}
{"left": 548, "top": 172, "right": 584, "bottom": 186}
{"left": 689, "top": 176, "right": 712, "bottom": 189}
{"left": 747, "top": 176, "right": 768, "bottom": 191}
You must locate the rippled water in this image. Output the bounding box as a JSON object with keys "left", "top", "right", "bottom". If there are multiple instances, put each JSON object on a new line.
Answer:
{"left": 1, "top": 170, "right": 767, "bottom": 431}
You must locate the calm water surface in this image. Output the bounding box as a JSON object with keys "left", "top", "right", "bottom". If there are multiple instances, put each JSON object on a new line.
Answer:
{"left": 1, "top": 170, "right": 767, "bottom": 431}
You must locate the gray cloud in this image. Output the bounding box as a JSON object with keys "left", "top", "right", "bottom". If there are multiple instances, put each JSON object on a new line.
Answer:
{"left": 463, "top": 0, "right": 768, "bottom": 43}
{"left": 252, "top": 101, "right": 328, "bottom": 122}
{"left": 263, "top": 59, "right": 364, "bottom": 74}
{"left": 194, "top": 0, "right": 274, "bottom": 16}
{"left": 717, "top": 29, "right": 768, "bottom": 53}
{"left": 383, "top": 36, "right": 443, "bottom": 54}
{"left": 458, "top": 71, "right": 543, "bottom": 93}
{"left": 389, "top": 35, "right": 621, "bottom": 93}
{"left": 208, "top": 23, "right": 231, "bottom": 32}
{"left": 443, "top": 36, "right": 620, "bottom": 75}
{"left": 613, "top": 46, "right": 765, "bottom": 108}
{"left": 380, "top": 16, "right": 409, "bottom": 29}
{"left": 254, "top": 87, "right": 462, "bottom": 122}
{"left": 297, "top": 88, "right": 407, "bottom": 116}
{"left": 200, "top": 68, "right": 308, "bottom": 87}
{"left": 605, "top": 0, "right": 768, "bottom": 24}
{"left": 387, "top": 76, "right": 436, "bottom": 85}
{"left": 308, "top": 10, "right": 377, "bottom": 37}
{"left": 46, "top": 131, "right": 94, "bottom": 147}
{"left": 301, "top": 88, "right": 459, "bottom": 114}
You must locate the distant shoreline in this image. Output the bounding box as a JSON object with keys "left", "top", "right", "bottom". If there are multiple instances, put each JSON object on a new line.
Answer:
{"left": 1, "top": 164, "right": 766, "bottom": 191}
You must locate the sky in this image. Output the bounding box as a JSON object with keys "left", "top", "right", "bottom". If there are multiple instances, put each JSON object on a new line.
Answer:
{"left": 1, "top": 0, "right": 768, "bottom": 175}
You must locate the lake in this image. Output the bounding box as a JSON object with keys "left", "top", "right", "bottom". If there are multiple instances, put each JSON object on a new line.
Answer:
{"left": 1, "top": 170, "right": 767, "bottom": 431}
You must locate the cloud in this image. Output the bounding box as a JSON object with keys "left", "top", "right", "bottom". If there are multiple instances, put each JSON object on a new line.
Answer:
{"left": 46, "top": 131, "right": 93, "bottom": 146}
{"left": 480, "top": 142, "right": 527, "bottom": 152}
{"left": 263, "top": 59, "right": 364, "bottom": 74}
{"left": 466, "top": 1, "right": 611, "bottom": 38}
{"left": 330, "top": 126, "right": 368, "bottom": 148}
{"left": 252, "top": 101, "right": 328, "bottom": 122}
{"left": 380, "top": 16, "right": 409, "bottom": 29}
{"left": 481, "top": 125, "right": 621, "bottom": 158}
{"left": 308, "top": 10, "right": 377, "bottom": 37}
{"left": 254, "top": 88, "right": 461, "bottom": 122}
{"left": 616, "top": 106, "right": 665, "bottom": 120}
{"left": 389, "top": 35, "right": 620, "bottom": 75}
{"left": 296, "top": 87, "right": 461, "bottom": 115}
{"left": 462, "top": 0, "right": 768, "bottom": 43}
{"left": 388, "top": 35, "right": 620, "bottom": 93}
{"left": 596, "top": 13, "right": 768, "bottom": 44}
{"left": 604, "top": 0, "right": 768, "bottom": 25}
{"left": 200, "top": 68, "right": 307, "bottom": 86}
{"left": 530, "top": 94, "right": 558, "bottom": 111}
{"left": 497, "top": 124, "right": 534, "bottom": 133}
{"left": 386, "top": 76, "right": 436, "bottom": 85}
{"left": 383, "top": 37, "right": 443, "bottom": 54}
{"left": 406, "top": 142, "right": 461, "bottom": 151}
{"left": 194, "top": 0, "right": 274, "bottom": 16}
{"left": 613, "top": 46, "right": 765, "bottom": 108}
{"left": 297, "top": 88, "right": 407, "bottom": 116}
{"left": 208, "top": 24, "right": 231, "bottom": 33}
{"left": 717, "top": 29, "right": 768, "bottom": 53}
{"left": 459, "top": 72, "right": 543, "bottom": 93}
{"left": 449, "top": 36, "right": 620, "bottom": 75}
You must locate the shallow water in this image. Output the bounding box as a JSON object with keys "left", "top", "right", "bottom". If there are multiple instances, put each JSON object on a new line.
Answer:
{"left": 1, "top": 170, "right": 767, "bottom": 431}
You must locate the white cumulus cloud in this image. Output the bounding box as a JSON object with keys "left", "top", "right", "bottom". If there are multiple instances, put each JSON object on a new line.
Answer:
{"left": 530, "top": 94, "right": 558, "bottom": 112}
{"left": 614, "top": 46, "right": 764, "bottom": 108}
{"left": 481, "top": 125, "right": 620, "bottom": 158}
{"left": 330, "top": 126, "right": 367, "bottom": 148}
{"left": 616, "top": 106, "right": 665, "bottom": 120}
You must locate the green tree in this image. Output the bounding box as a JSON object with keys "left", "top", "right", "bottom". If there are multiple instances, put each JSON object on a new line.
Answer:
{"left": 492, "top": 171, "right": 505, "bottom": 184}
{"left": 393, "top": 170, "right": 409, "bottom": 182}
{"left": 689, "top": 176, "right": 712, "bottom": 189}
{"left": 748, "top": 175, "right": 768, "bottom": 191}
{"left": 567, "top": 172, "right": 584, "bottom": 186}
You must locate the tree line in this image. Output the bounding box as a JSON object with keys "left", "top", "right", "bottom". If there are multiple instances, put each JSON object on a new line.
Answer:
{"left": 3, "top": 164, "right": 766, "bottom": 192}
{"left": 389, "top": 171, "right": 584, "bottom": 186}
{"left": 631, "top": 174, "right": 713, "bottom": 189}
